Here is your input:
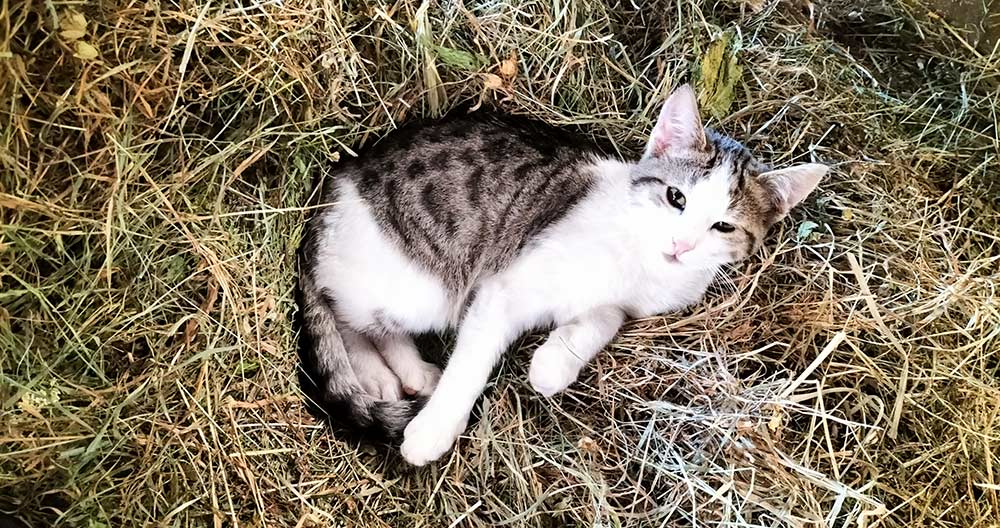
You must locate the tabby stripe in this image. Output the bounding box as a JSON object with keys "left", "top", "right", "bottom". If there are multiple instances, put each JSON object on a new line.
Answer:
{"left": 383, "top": 180, "right": 415, "bottom": 248}
{"left": 420, "top": 182, "right": 444, "bottom": 225}
{"left": 706, "top": 146, "right": 720, "bottom": 168}
{"left": 415, "top": 221, "right": 445, "bottom": 257}
{"left": 407, "top": 159, "right": 426, "bottom": 179}
{"left": 742, "top": 227, "right": 757, "bottom": 254}
{"left": 494, "top": 184, "right": 527, "bottom": 237}
{"left": 430, "top": 150, "right": 450, "bottom": 169}
{"left": 421, "top": 182, "right": 459, "bottom": 237}
{"left": 494, "top": 159, "right": 551, "bottom": 236}
{"left": 359, "top": 169, "right": 380, "bottom": 193}
{"left": 632, "top": 176, "right": 663, "bottom": 186}
{"left": 466, "top": 166, "right": 485, "bottom": 206}
{"left": 735, "top": 150, "right": 749, "bottom": 192}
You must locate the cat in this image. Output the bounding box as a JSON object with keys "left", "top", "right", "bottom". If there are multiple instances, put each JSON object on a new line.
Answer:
{"left": 297, "top": 84, "right": 826, "bottom": 466}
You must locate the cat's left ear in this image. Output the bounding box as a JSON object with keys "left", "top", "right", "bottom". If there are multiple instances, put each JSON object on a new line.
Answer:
{"left": 643, "top": 84, "right": 707, "bottom": 159}
{"left": 760, "top": 163, "right": 828, "bottom": 217}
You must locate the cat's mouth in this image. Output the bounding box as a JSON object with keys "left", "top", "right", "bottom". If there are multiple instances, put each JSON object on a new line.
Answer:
{"left": 662, "top": 253, "right": 680, "bottom": 264}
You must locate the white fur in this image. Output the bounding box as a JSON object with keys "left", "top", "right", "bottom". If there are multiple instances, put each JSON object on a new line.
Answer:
{"left": 341, "top": 328, "right": 403, "bottom": 401}
{"left": 313, "top": 160, "right": 730, "bottom": 465}
{"left": 661, "top": 164, "right": 741, "bottom": 267}
{"left": 374, "top": 334, "right": 441, "bottom": 397}
{"left": 314, "top": 182, "right": 460, "bottom": 334}
{"left": 528, "top": 305, "right": 625, "bottom": 397}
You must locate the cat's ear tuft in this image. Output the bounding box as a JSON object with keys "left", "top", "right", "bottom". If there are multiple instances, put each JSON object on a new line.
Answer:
{"left": 760, "top": 163, "right": 828, "bottom": 217}
{"left": 643, "top": 84, "right": 707, "bottom": 160}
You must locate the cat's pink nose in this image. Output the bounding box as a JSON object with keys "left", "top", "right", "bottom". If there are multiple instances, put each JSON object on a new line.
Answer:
{"left": 672, "top": 239, "right": 694, "bottom": 256}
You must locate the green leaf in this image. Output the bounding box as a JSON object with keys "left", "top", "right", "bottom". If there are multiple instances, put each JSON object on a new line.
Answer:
{"left": 796, "top": 220, "right": 820, "bottom": 242}
{"left": 293, "top": 152, "right": 308, "bottom": 176}
{"left": 237, "top": 360, "right": 259, "bottom": 375}
{"left": 167, "top": 254, "right": 189, "bottom": 283}
{"left": 434, "top": 45, "right": 484, "bottom": 71}
{"left": 696, "top": 31, "right": 743, "bottom": 119}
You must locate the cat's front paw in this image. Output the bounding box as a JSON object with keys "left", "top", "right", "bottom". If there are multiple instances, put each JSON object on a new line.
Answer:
{"left": 529, "top": 342, "right": 582, "bottom": 397}
{"left": 400, "top": 406, "right": 467, "bottom": 466}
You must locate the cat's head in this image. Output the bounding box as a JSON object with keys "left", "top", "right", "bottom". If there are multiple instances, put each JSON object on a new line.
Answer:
{"left": 629, "top": 84, "right": 826, "bottom": 268}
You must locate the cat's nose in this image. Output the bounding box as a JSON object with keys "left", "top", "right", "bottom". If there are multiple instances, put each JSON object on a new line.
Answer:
{"left": 672, "top": 239, "right": 694, "bottom": 255}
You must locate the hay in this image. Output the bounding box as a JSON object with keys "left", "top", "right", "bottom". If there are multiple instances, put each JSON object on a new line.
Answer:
{"left": 2, "top": 0, "right": 999, "bottom": 526}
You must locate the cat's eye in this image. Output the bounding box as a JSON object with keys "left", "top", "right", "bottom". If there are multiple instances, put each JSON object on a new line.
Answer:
{"left": 666, "top": 187, "right": 686, "bottom": 211}
{"left": 712, "top": 221, "right": 736, "bottom": 233}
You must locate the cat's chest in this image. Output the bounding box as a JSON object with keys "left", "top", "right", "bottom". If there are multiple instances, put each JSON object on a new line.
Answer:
{"left": 624, "top": 263, "right": 715, "bottom": 318}
{"left": 510, "top": 233, "right": 715, "bottom": 322}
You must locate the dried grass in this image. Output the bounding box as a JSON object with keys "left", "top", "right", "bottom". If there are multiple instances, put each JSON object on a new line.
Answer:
{"left": 2, "top": 0, "right": 999, "bottom": 526}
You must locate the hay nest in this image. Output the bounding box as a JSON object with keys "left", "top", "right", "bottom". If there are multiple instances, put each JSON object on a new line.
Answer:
{"left": 2, "top": 0, "right": 998, "bottom": 526}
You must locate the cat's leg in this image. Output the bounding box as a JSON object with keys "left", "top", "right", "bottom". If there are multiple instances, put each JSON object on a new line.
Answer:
{"left": 373, "top": 334, "right": 442, "bottom": 397}
{"left": 341, "top": 327, "right": 404, "bottom": 401}
{"left": 528, "top": 305, "right": 625, "bottom": 397}
{"left": 400, "top": 282, "right": 535, "bottom": 466}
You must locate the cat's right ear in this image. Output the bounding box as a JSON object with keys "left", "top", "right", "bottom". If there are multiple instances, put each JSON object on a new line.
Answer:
{"left": 643, "top": 84, "right": 707, "bottom": 160}
{"left": 759, "top": 163, "right": 827, "bottom": 218}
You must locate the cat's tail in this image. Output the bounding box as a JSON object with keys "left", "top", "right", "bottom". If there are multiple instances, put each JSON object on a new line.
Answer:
{"left": 296, "top": 254, "right": 423, "bottom": 440}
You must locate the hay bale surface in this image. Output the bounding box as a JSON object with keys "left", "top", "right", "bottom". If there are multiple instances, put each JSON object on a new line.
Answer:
{"left": 2, "top": 0, "right": 998, "bottom": 526}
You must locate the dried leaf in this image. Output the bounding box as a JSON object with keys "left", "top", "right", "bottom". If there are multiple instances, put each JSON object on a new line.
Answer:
{"left": 74, "top": 41, "right": 99, "bottom": 60}
{"left": 697, "top": 32, "right": 743, "bottom": 119}
{"left": 482, "top": 73, "right": 503, "bottom": 90}
{"left": 499, "top": 53, "right": 517, "bottom": 78}
{"left": 17, "top": 398, "right": 44, "bottom": 420}
{"left": 61, "top": 29, "right": 87, "bottom": 41}
{"left": 841, "top": 208, "right": 855, "bottom": 221}
{"left": 768, "top": 409, "right": 784, "bottom": 432}
{"left": 60, "top": 10, "right": 87, "bottom": 41}
{"left": 577, "top": 436, "right": 599, "bottom": 454}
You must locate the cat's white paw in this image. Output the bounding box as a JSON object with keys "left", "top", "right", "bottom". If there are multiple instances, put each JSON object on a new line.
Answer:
{"left": 360, "top": 369, "right": 403, "bottom": 401}
{"left": 400, "top": 406, "right": 467, "bottom": 466}
{"left": 399, "top": 360, "right": 442, "bottom": 397}
{"left": 529, "top": 341, "right": 581, "bottom": 397}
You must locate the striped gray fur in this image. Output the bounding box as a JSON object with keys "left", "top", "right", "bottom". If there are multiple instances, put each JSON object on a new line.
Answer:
{"left": 343, "top": 114, "right": 603, "bottom": 291}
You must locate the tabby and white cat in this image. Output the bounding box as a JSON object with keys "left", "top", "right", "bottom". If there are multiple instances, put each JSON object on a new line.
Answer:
{"left": 298, "top": 85, "right": 825, "bottom": 465}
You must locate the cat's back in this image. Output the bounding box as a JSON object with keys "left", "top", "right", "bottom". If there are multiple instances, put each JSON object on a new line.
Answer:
{"left": 345, "top": 112, "right": 602, "bottom": 192}
{"left": 329, "top": 112, "right": 607, "bottom": 289}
